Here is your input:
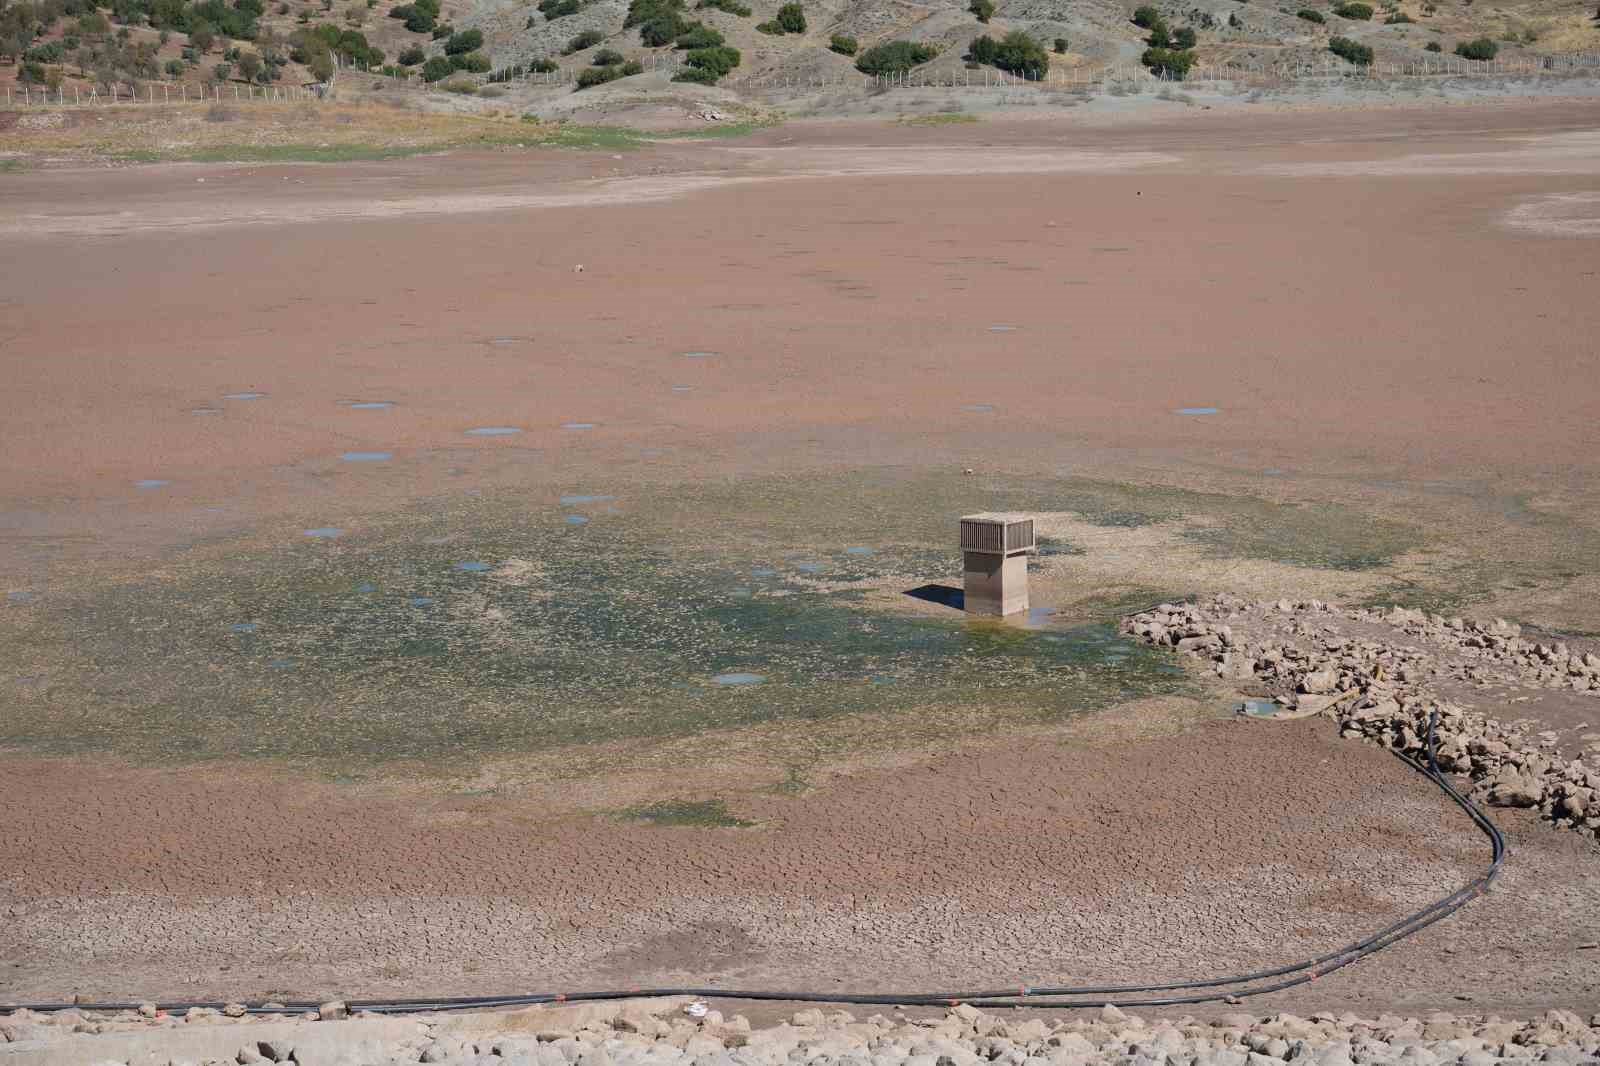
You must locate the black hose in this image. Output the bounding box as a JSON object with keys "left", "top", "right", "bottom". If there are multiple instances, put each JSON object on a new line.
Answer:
{"left": 4, "top": 711, "right": 1506, "bottom": 1016}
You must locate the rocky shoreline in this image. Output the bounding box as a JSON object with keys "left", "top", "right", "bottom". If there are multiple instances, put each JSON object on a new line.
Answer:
{"left": 5, "top": 999, "right": 1600, "bottom": 1066}
{"left": 1121, "top": 597, "right": 1600, "bottom": 840}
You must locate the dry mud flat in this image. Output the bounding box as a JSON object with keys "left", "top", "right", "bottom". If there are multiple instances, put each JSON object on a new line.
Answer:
{"left": 4, "top": 103, "right": 1600, "bottom": 1019}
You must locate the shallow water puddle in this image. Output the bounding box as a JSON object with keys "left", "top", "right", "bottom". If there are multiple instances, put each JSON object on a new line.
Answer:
{"left": 341, "top": 452, "right": 393, "bottom": 462}
{"left": 565, "top": 515, "right": 590, "bottom": 526}
{"left": 1175, "top": 407, "right": 1220, "bottom": 416}
{"left": 712, "top": 672, "right": 766, "bottom": 686}
{"left": 303, "top": 527, "right": 344, "bottom": 538}
{"left": 223, "top": 392, "right": 266, "bottom": 401}
{"left": 465, "top": 427, "right": 522, "bottom": 437}
{"left": 345, "top": 401, "right": 396, "bottom": 410}
{"left": 961, "top": 404, "right": 995, "bottom": 413}
{"left": 454, "top": 561, "right": 492, "bottom": 572}
{"left": 559, "top": 495, "right": 615, "bottom": 505}
{"left": 562, "top": 422, "right": 597, "bottom": 430}
{"left": 134, "top": 479, "right": 170, "bottom": 489}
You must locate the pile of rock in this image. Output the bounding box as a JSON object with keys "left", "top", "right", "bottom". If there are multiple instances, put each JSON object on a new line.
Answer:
{"left": 1120, "top": 596, "right": 1600, "bottom": 840}
{"left": 5, "top": 1002, "right": 1600, "bottom": 1066}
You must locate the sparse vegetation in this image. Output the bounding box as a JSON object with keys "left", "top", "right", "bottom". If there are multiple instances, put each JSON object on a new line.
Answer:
{"left": 967, "top": 30, "right": 1048, "bottom": 78}
{"left": 1132, "top": 4, "right": 1162, "bottom": 27}
{"left": 696, "top": 0, "right": 751, "bottom": 13}
{"left": 1424, "top": 38, "right": 1441, "bottom": 49}
{"left": 1328, "top": 33, "right": 1373, "bottom": 61}
{"left": 537, "top": 0, "right": 583, "bottom": 18}
{"left": 829, "top": 32, "right": 857, "bottom": 54}
{"left": 678, "top": 42, "right": 739, "bottom": 79}
{"left": 398, "top": 43, "right": 425, "bottom": 63}
{"left": 1333, "top": 1, "right": 1373, "bottom": 17}
{"left": 613, "top": 798, "right": 753, "bottom": 828}
{"left": 421, "top": 53, "right": 453, "bottom": 78}
{"left": 1053, "top": 36, "right": 1068, "bottom": 52}
{"left": 969, "top": 0, "right": 994, "bottom": 21}
{"left": 1384, "top": 11, "right": 1412, "bottom": 22}
{"left": 1172, "top": 24, "right": 1196, "bottom": 46}
{"left": 564, "top": 28, "right": 604, "bottom": 52}
{"left": 1454, "top": 35, "right": 1496, "bottom": 58}
{"left": 592, "top": 46, "right": 623, "bottom": 63}
{"left": 443, "top": 27, "right": 482, "bottom": 53}
{"left": 854, "top": 39, "right": 937, "bottom": 74}
{"left": 1298, "top": 8, "right": 1325, "bottom": 22}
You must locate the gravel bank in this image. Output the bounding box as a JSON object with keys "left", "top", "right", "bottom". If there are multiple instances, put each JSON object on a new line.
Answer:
{"left": 1121, "top": 597, "right": 1600, "bottom": 841}
{"left": 5, "top": 1000, "right": 1600, "bottom": 1066}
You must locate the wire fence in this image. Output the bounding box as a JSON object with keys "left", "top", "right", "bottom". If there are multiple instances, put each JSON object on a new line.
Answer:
{"left": 3, "top": 79, "right": 320, "bottom": 107}
{"left": 3, "top": 48, "right": 1597, "bottom": 109}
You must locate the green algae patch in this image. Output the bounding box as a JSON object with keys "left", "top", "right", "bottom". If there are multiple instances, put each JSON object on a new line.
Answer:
{"left": 613, "top": 798, "right": 754, "bottom": 827}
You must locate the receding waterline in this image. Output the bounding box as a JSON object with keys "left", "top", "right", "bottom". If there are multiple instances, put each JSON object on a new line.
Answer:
{"left": 466, "top": 427, "right": 522, "bottom": 436}
{"left": 341, "top": 452, "right": 393, "bottom": 462}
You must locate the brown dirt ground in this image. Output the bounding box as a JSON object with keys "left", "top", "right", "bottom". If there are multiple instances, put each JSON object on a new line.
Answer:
{"left": 4, "top": 101, "right": 1600, "bottom": 1014}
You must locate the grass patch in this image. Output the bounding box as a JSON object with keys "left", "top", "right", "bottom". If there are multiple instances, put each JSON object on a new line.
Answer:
{"left": 897, "top": 111, "right": 978, "bottom": 125}
{"left": 0, "top": 158, "right": 29, "bottom": 173}
{"left": 613, "top": 798, "right": 754, "bottom": 827}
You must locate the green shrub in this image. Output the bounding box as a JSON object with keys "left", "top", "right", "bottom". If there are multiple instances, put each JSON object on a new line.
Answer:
{"left": 1053, "top": 36, "right": 1067, "bottom": 52}
{"left": 672, "top": 63, "right": 718, "bottom": 81}
{"left": 25, "top": 40, "right": 65, "bottom": 61}
{"left": 1228, "top": 10, "right": 1241, "bottom": 26}
{"left": 564, "top": 28, "right": 603, "bottom": 51}
{"left": 828, "top": 32, "right": 856, "bottom": 53}
{"left": 969, "top": 0, "right": 993, "bottom": 21}
{"left": 592, "top": 46, "right": 623, "bottom": 63}
{"left": 1384, "top": 11, "right": 1411, "bottom": 22}
{"left": 1131, "top": 4, "right": 1160, "bottom": 26}
{"left": 854, "top": 38, "right": 937, "bottom": 73}
{"left": 621, "top": 58, "right": 642, "bottom": 73}
{"left": 674, "top": 21, "right": 722, "bottom": 46}
{"left": 164, "top": 57, "right": 185, "bottom": 74}
{"left": 1332, "top": 1, "right": 1372, "bottom": 17}
{"left": 1172, "top": 24, "right": 1195, "bottom": 46}
{"left": 576, "top": 62, "right": 621, "bottom": 85}
{"left": 398, "top": 42, "right": 424, "bottom": 62}
{"left": 627, "top": 0, "right": 689, "bottom": 43}
{"left": 479, "top": 83, "right": 505, "bottom": 95}
{"left": 696, "top": 0, "right": 751, "bottom": 13}
{"left": 755, "top": 19, "right": 779, "bottom": 31}
{"left": 775, "top": 1, "right": 804, "bottom": 30}
{"left": 440, "top": 74, "right": 478, "bottom": 91}
{"left": 455, "top": 49, "right": 490, "bottom": 71}
{"left": 1297, "top": 8, "right": 1324, "bottom": 21}
{"left": 1423, "top": 39, "right": 1440, "bottom": 50}
{"left": 684, "top": 42, "right": 739, "bottom": 74}
{"left": 1454, "top": 35, "right": 1495, "bottom": 58}
{"left": 431, "top": 22, "right": 451, "bottom": 37}
{"left": 968, "top": 29, "right": 1047, "bottom": 76}
{"left": 1146, "top": 20, "right": 1171, "bottom": 45}
{"left": 1328, "top": 33, "right": 1372, "bottom": 61}
{"left": 1140, "top": 44, "right": 1194, "bottom": 76}
{"left": 421, "top": 53, "right": 453, "bottom": 78}
{"left": 444, "top": 27, "right": 482, "bottom": 52}
{"left": 531, "top": 56, "right": 558, "bottom": 70}
{"left": 538, "top": 0, "right": 582, "bottom": 18}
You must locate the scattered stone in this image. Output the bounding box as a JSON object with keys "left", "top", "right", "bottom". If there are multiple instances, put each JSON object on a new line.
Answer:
{"left": 316, "top": 1001, "right": 348, "bottom": 1022}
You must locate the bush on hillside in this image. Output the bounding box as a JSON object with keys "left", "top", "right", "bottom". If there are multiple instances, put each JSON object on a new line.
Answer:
{"left": 1053, "top": 36, "right": 1067, "bottom": 51}
{"left": 576, "top": 62, "right": 621, "bottom": 85}
{"left": 968, "top": 29, "right": 1047, "bottom": 76}
{"left": 674, "top": 21, "right": 722, "bottom": 46}
{"left": 683, "top": 42, "right": 739, "bottom": 74}
{"left": 1172, "top": 24, "right": 1195, "bottom": 46}
{"left": 1423, "top": 38, "right": 1440, "bottom": 50}
{"left": 592, "top": 46, "right": 623, "bottom": 63}
{"left": 452, "top": 49, "right": 490, "bottom": 70}
{"left": 443, "top": 26, "right": 481, "bottom": 52}
{"left": 1384, "top": 11, "right": 1412, "bottom": 22}
{"left": 775, "top": 2, "right": 804, "bottom": 30}
{"left": 854, "top": 38, "right": 937, "bottom": 73}
{"left": 828, "top": 32, "right": 856, "bottom": 53}
{"left": 1454, "top": 35, "right": 1495, "bottom": 58}
{"left": 1332, "top": 2, "right": 1372, "bottom": 17}
{"left": 1131, "top": 4, "right": 1160, "bottom": 26}
{"left": 696, "top": 0, "right": 751, "bottom": 13}
{"left": 1328, "top": 34, "right": 1373, "bottom": 61}
{"left": 398, "top": 43, "right": 424, "bottom": 62}
{"left": 627, "top": 0, "right": 690, "bottom": 43}
{"left": 421, "top": 53, "right": 452, "bottom": 78}
{"left": 1297, "top": 8, "right": 1324, "bottom": 22}
{"left": 969, "top": 0, "right": 993, "bottom": 21}
{"left": 672, "top": 63, "right": 718, "bottom": 81}
{"left": 564, "top": 28, "right": 603, "bottom": 51}
{"left": 1140, "top": 44, "right": 1194, "bottom": 76}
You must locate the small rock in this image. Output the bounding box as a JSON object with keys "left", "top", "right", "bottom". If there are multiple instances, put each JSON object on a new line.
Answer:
{"left": 316, "top": 1001, "right": 348, "bottom": 1022}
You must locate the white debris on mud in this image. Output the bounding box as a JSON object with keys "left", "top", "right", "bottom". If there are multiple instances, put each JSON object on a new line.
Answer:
{"left": 1121, "top": 596, "right": 1600, "bottom": 839}
{"left": 5, "top": 1002, "right": 1600, "bottom": 1066}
